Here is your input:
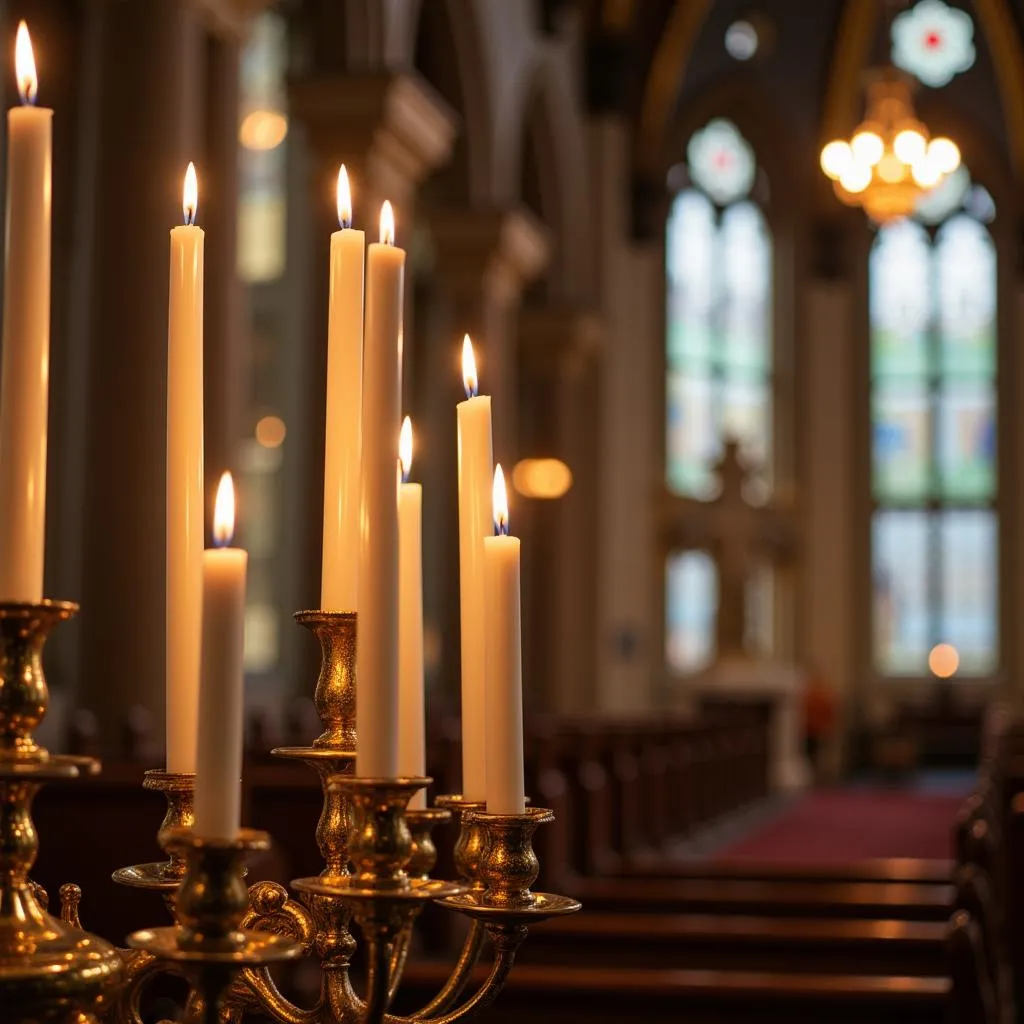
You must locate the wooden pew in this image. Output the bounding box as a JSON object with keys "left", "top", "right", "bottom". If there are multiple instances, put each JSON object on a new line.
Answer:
{"left": 566, "top": 876, "right": 953, "bottom": 922}
{"left": 519, "top": 912, "right": 947, "bottom": 976}
{"left": 395, "top": 962, "right": 949, "bottom": 1024}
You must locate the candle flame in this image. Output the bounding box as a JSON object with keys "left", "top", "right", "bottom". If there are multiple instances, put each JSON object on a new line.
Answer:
{"left": 15, "top": 21, "right": 37, "bottom": 105}
{"left": 462, "top": 334, "right": 478, "bottom": 399}
{"left": 399, "top": 416, "right": 413, "bottom": 482}
{"left": 182, "top": 162, "right": 198, "bottom": 226}
{"left": 213, "top": 471, "right": 236, "bottom": 547}
{"left": 380, "top": 200, "right": 395, "bottom": 245}
{"left": 492, "top": 464, "right": 509, "bottom": 536}
{"left": 337, "top": 164, "right": 352, "bottom": 229}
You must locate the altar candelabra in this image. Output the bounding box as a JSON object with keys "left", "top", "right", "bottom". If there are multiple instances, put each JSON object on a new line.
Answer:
{"left": 0, "top": 604, "right": 580, "bottom": 1024}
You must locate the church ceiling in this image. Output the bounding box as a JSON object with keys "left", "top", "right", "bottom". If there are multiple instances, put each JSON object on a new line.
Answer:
{"left": 577, "top": 0, "right": 1024, "bottom": 221}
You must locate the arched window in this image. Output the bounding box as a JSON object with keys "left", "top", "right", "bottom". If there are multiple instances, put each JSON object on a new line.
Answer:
{"left": 870, "top": 172, "right": 997, "bottom": 678}
{"left": 665, "top": 119, "right": 773, "bottom": 673}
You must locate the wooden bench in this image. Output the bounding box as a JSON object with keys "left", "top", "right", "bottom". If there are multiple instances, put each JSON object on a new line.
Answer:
{"left": 395, "top": 962, "right": 949, "bottom": 1024}
{"left": 617, "top": 856, "right": 953, "bottom": 884}
{"left": 519, "top": 911, "right": 948, "bottom": 976}
{"left": 568, "top": 876, "right": 953, "bottom": 922}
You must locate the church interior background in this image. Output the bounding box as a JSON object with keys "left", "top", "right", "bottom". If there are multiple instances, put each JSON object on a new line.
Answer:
{"left": 4, "top": 1, "right": 1024, "bottom": 1022}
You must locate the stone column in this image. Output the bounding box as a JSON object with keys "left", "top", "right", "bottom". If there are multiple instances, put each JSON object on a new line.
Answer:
{"left": 425, "top": 207, "right": 549, "bottom": 697}
{"left": 518, "top": 305, "right": 602, "bottom": 713}
{"left": 76, "top": 0, "right": 206, "bottom": 752}
{"left": 202, "top": 25, "right": 244, "bottom": 528}
{"left": 588, "top": 117, "right": 658, "bottom": 713}
{"left": 803, "top": 280, "right": 856, "bottom": 777}
{"left": 284, "top": 71, "right": 455, "bottom": 686}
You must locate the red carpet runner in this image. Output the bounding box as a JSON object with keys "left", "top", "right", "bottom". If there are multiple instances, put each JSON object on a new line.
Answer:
{"left": 715, "top": 789, "right": 965, "bottom": 864}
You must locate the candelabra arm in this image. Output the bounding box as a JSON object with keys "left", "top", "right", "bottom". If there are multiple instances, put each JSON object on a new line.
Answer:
{"left": 387, "top": 922, "right": 415, "bottom": 1006}
{"left": 230, "top": 964, "right": 322, "bottom": 1024}
{"left": 405, "top": 921, "right": 486, "bottom": 1020}
{"left": 363, "top": 931, "right": 394, "bottom": 1024}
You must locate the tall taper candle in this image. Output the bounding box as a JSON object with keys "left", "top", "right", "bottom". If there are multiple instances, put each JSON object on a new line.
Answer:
{"left": 321, "top": 165, "right": 365, "bottom": 611}
{"left": 398, "top": 417, "right": 426, "bottom": 807}
{"left": 356, "top": 202, "right": 405, "bottom": 778}
{"left": 483, "top": 465, "right": 524, "bottom": 814}
{"left": 456, "top": 336, "right": 493, "bottom": 801}
{"left": 166, "top": 162, "right": 205, "bottom": 774}
{"left": 0, "top": 23, "right": 52, "bottom": 601}
{"left": 194, "top": 473, "right": 248, "bottom": 840}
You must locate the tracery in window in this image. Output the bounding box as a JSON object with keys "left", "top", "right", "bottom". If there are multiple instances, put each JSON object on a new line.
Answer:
{"left": 891, "top": 0, "right": 976, "bottom": 88}
{"left": 870, "top": 205, "right": 997, "bottom": 677}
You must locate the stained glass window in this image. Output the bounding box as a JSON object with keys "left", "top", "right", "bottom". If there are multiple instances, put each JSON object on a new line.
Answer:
{"left": 891, "top": 0, "right": 975, "bottom": 88}
{"left": 665, "top": 121, "right": 773, "bottom": 671}
{"left": 870, "top": 204, "right": 997, "bottom": 678}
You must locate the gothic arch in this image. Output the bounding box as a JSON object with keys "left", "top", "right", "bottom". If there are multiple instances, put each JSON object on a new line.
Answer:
{"left": 409, "top": 0, "right": 496, "bottom": 202}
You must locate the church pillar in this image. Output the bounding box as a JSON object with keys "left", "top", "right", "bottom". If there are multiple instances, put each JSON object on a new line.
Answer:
{"left": 588, "top": 117, "right": 658, "bottom": 713}
{"left": 518, "top": 305, "right": 602, "bottom": 713}
{"left": 425, "top": 207, "right": 549, "bottom": 698}
{"left": 284, "top": 71, "right": 455, "bottom": 685}
{"left": 76, "top": 0, "right": 206, "bottom": 750}
{"left": 803, "top": 279, "right": 856, "bottom": 777}
{"left": 202, "top": 23, "right": 244, "bottom": 530}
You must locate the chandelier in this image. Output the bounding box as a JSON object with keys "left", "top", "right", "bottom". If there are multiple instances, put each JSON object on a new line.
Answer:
{"left": 820, "top": 69, "right": 960, "bottom": 223}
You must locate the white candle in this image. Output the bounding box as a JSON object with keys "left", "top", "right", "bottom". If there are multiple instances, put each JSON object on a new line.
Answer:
{"left": 0, "top": 23, "right": 51, "bottom": 602}
{"left": 456, "top": 336, "right": 493, "bottom": 801}
{"left": 194, "top": 473, "right": 248, "bottom": 840}
{"left": 321, "top": 165, "right": 365, "bottom": 611}
{"left": 483, "top": 465, "right": 524, "bottom": 814}
{"left": 356, "top": 202, "right": 405, "bottom": 778}
{"left": 398, "top": 416, "right": 425, "bottom": 806}
{"left": 166, "top": 162, "right": 205, "bottom": 774}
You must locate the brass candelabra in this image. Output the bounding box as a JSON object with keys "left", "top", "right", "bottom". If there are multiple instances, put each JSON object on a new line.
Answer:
{"left": 0, "top": 604, "right": 580, "bottom": 1024}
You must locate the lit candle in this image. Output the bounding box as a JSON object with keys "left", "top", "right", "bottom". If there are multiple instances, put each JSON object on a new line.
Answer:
{"left": 398, "top": 416, "right": 425, "bottom": 805}
{"left": 166, "top": 162, "right": 205, "bottom": 774}
{"left": 321, "top": 165, "right": 365, "bottom": 611}
{"left": 483, "top": 466, "right": 524, "bottom": 814}
{"left": 457, "top": 336, "right": 493, "bottom": 801}
{"left": 356, "top": 202, "right": 405, "bottom": 778}
{"left": 0, "top": 23, "right": 52, "bottom": 601}
{"left": 194, "top": 473, "right": 248, "bottom": 840}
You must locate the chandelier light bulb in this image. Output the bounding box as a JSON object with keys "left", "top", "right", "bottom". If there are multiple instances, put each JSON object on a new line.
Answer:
{"left": 927, "top": 136, "right": 961, "bottom": 174}
{"left": 820, "top": 140, "right": 853, "bottom": 180}
{"left": 893, "top": 129, "right": 926, "bottom": 165}
{"left": 877, "top": 153, "right": 906, "bottom": 184}
{"left": 839, "top": 160, "right": 872, "bottom": 194}
{"left": 912, "top": 155, "right": 942, "bottom": 188}
{"left": 851, "top": 130, "right": 884, "bottom": 166}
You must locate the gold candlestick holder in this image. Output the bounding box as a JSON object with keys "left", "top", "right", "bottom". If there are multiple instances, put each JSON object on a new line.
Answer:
{"left": 3, "top": 605, "right": 582, "bottom": 1024}
{"left": 127, "top": 828, "right": 302, "bottom": 1023}
{"left": 0, "top": 601, "right": 124, "bottom": 1024}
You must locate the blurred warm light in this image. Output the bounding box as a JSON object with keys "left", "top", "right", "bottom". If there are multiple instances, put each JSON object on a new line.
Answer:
{"left": 820, "top": 140, "right": 853, "bottom": 180}
{"left": 399, "top": 415, "right": 413, "bottom": 480}
{"left": 492, "top": 464, "right": 509, "bottom": 534}
{"left": 461, "top": 334, "right": 478, "bottom": 399}
{"left": 512, "top": 458, "right": 573, "bottom": 500}
{"left": 893, "top": 129, "right": 926, "bottom": 164}
{"left": 183, "top": 162, "right": 198, "bottom": 226}
{"left": 927, "top": 137, "right": 960, "bottom": 174}
{"left": 15, "top": 21, "right": 36, "bottom": 105}
{"left": 928, "top": 643, "right": 959, "bottom": 679}
{"left": 213, "top": 472, "right": 236, "bottom": 547}
{"left": 239, "top": 109, "right": 288, "bottom": 151}
{"left": 255, "top": 415, "right": 286, "bottom": 449}
{"left": 851, "top": 130, "right": 883, "bottom": 166}
{"left": 821, "top": 72, "right": 959, "bottom": 223}
{"left": 839, "top": 161, "right": 871, "bottom": 194}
